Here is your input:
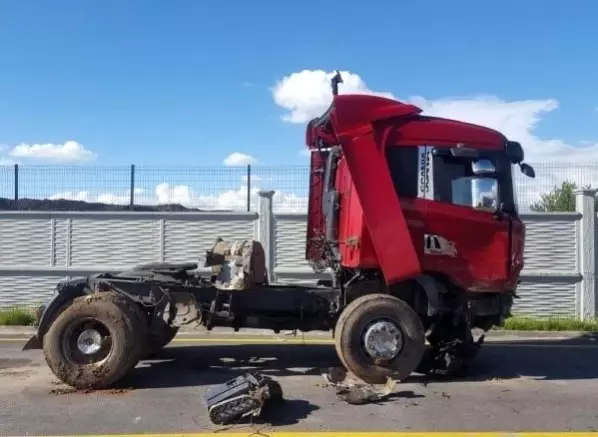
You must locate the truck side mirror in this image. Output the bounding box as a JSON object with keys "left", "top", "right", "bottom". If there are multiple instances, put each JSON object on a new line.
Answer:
{"left": 506, "top": 141, "right": 524, "bottom": 163}
{"left": 520, "top": 163, "right": 535, "bottom": 178}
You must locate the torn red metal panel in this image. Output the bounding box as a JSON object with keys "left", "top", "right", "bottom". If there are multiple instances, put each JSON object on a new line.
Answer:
{"left": 304, "top": 93, "right": 428, "bottom": 283}
{"left": 337, "top": 129, "right": 421, "bottom": 284}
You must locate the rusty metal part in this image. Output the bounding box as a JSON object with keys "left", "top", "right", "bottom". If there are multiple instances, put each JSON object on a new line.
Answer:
{"left": 417, "top": 313, "right": 486, "bottom": 377}
{"left": 204, "top": 238, "right": 268, "bottom": 291}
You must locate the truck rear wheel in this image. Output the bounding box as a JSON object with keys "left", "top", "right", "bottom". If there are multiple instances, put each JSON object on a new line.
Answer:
{"left": 334, "top": 293, "right": 425, "bottom": 384}
{"left": 42, "top": 291, "right": 147, "bottom": 390}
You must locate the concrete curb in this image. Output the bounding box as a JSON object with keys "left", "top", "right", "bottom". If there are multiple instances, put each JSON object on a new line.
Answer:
{"left": 1, "top": 325, "right": 597, "bottom": 341}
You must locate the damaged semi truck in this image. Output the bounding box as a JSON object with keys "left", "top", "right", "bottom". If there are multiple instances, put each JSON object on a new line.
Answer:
{"left": 23, "top": 72, "right": 535, "bottom": 389}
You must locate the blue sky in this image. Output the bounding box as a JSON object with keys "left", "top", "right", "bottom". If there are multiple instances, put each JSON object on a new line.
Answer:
{"left": 0, "top": 0, "right": 597, "bottom": 209}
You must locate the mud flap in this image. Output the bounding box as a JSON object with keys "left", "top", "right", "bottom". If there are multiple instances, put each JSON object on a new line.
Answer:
{"left": 22, "top": 335, "right": 42, "bottom": 350}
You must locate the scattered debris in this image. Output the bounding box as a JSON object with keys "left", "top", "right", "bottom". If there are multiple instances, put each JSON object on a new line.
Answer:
{"left": 0, "top": 371, "right": 31, "bottom": 378}
{"left": 49, "top": 387, "right": 132, "bottom": 396}
{"left": 325, "top": 366, "right": 348, "bottom": 384}
{"left": 321, "top": 367, "right": 398, "bottom": 405}
{"left": 203, "top": 372, "right": 284, "bottom": 426}
{"left": 50, "top": 388, "right": 85, "bottom": 395}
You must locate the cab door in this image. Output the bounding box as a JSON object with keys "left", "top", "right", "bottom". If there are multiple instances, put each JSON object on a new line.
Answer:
{"left": 412, "top": 145, "right": 511, "bottom": 292}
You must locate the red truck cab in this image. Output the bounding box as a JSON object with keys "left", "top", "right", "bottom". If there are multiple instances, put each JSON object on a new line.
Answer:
{"left": 305, "top": 79, "right": 533, "bottom": 297}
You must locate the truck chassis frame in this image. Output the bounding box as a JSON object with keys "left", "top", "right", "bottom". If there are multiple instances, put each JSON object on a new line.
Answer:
{"left": 24, "top": 256, "right": 514, "bottom": 390}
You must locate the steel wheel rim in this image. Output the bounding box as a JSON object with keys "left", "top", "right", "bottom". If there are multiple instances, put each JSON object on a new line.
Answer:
{"left": 361, "top": 318, "right": 404, "bottom": 361}
{"left": 62, "top": 317, "right": 113, "bottom": 366}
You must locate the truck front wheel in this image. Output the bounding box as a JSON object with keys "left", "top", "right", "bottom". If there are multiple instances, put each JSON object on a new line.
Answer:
{"left": 42, "top": 291, "right": 147, "bottom": 390}
{"left": 334, "top": 293, "right": 426, "bottom": 384}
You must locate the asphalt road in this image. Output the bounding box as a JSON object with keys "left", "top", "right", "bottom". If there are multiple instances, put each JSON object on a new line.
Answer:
{"left": 1, "top": 333, "right": 598, "bottom": 436}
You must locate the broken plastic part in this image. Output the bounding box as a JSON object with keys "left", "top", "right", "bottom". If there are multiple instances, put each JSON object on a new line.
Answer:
{"left": 321, "top": 367, "right": 397, "bottom": 405}
{"left": 203, "top": 372, "right": 284, "bottom": 425}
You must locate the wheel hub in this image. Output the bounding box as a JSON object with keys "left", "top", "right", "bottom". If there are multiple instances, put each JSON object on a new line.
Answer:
{"left": 76, "top": 329, "right": 103, "bottom": 355}
{"left": 363, "top": 320, "right": 403, "bottom": 360}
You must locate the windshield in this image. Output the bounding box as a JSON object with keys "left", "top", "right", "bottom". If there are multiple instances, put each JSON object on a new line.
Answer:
{"left": 429, "top": 154, "right": 503, "bottom": 212}
{"left": 384, "top": 145, "right": 516, "bottom": 215}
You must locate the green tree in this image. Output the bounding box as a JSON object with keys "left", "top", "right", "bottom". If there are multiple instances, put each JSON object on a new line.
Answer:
{"left": 529, "top": 180, "right": 596, "bottom": 212}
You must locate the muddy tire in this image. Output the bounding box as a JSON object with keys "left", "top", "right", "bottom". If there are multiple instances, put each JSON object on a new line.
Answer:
{"left": 334, "top": 293, "right": 426, "bottom": 384}
{"left": 42, "top": 291, "right": 148, "bottom": 390}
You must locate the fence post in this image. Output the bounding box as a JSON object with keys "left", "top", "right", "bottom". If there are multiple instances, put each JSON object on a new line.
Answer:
{"left": 575, "top": 189, "right": 597, "bottom": 320}
{"left": 14, "top": 164, "right": 18, "bottom": 200}
{"left": 246, "top": 164, "right": 251, "bottom": 212}
{"left": 129, "top": 164, "right": 135, "bottom": 206}
{"left": 257, "top": 190, "right": 275, "bottom": 284}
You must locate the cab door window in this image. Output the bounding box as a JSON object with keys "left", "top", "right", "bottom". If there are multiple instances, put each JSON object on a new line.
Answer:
{"left": 422, "top": 145, "right": 499, "bottom": 212}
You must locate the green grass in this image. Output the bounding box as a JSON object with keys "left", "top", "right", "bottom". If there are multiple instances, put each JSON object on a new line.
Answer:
{"left": 0, "top": 308, "right": 36, "bottom": 326}
{"left": 501, "top": 316, "right": 598, "bottom": 332}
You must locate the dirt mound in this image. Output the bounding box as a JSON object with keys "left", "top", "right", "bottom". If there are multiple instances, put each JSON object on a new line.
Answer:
{"left": 0, "top": 197, "right": 202, "bottom": 212}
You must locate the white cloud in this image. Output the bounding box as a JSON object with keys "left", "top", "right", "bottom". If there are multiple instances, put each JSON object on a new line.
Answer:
{"left": 8, "top": 140, "right": 96, "bottom": 162}
{"left": 48, "top": 182, "right": 306, "bottom": 213}
{"left": 272, "top": 69, "right": 598, "bottom": 210}
{"left": 223, "top": 152, "right": 258, "bottom": 166}
{"left": 407, "top": 95, "right": 598, "bottom": 163}
{"left": 407, "top": 95, "right": 598, "bottom": 209}
{"left": 271, "top": 69, "right": 393, "bottom": 124}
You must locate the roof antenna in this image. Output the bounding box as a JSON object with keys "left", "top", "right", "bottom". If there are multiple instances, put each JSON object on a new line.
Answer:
{"left": 331, "top": 70, "right": 343, "bottom": 96}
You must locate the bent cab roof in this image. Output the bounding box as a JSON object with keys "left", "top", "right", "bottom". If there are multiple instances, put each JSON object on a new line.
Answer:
{"left": 306, "top": 94, "right": 507, "bottom": 150}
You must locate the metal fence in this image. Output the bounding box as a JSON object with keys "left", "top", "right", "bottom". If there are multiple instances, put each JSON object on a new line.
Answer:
{"left": 0, "top": 164, "right": 311, "bottom": 213}
{"left": 1, "top": 161, "right": 597, "bottom": 212}
{"left": 1, "top": 189, "right": 597, "bottom": 320}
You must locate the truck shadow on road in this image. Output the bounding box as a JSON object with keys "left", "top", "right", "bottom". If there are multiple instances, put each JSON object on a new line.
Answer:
{"left": 119, "top": 337, "right": 598, "bottom": 390}
{"left": 415, "top": 338, "right": 598, "bottom": 384}
{"left": 122, "top": 343, "right": 341, "bottom": 390}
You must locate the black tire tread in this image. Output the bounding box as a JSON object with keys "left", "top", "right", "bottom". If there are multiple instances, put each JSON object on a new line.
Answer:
{"left": 101, "top": 291, "right": 150, "bottom": 363}
{"left": 334, "top": 293, "right": 399, "bottom": 370}
{"left": 335, "top": 293, "right": 425, "bottom": 384}
{"left": 42, "top": 291, "right": 147, "bottom": 389}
